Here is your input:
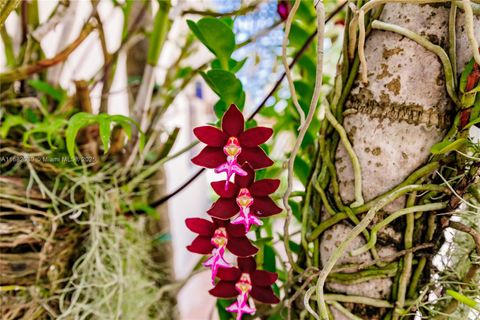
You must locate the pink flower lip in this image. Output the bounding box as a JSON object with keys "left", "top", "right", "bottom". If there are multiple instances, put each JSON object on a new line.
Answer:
{"left": 211, "top": 227, "right": 228, "bottom": 248}
{"left": 236, "top": 273, "right": 252, "bottom": 294}
{"left": 224, "top": 136, "right": 241, "bottom": 158}
{"left": 236, "top": 188, "right": 253, "bottom": 208}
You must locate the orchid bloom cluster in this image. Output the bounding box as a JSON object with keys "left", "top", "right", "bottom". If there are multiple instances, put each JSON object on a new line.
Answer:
{"left": 186, "top": 105, "right": 280, "bottom": 319}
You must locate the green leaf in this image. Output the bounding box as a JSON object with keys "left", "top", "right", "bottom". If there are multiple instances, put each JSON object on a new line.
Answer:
{"left": 216, "top": 299, "right": 234, "bottom": 320}
{"left": 98, "top": 114, "right": 112, "bottom": 153}
{"left": 288, "top": 200, "right": 301, "bottom": 221}
{"left": 219, "top": 17, "right": 234, "bottom": 29}
{"left": 460, "top": 58, "right": 475, "bottom": 94}
{"left": 24, "top": 108, "right": 39, "bottom": 123}
{"left": 147, "top": 1, "right": 170, "bottom": 65}
{"left": 245, "top": 119, "right": 257, "bottom": 129}
{"left": 446, "top": 289, "right": 480, "bottom": 311}
{"left": 289, "top": 240, "right": 300, "bottom": 253}
{"left": 289, "top": 23, "right": 310, "bottom": 48}
{"left": 211, "top": 58, "right": 247, "bottom": 73}
{"left": 176, "top": 66, "right": 193, "bottom": 79}
{"left": 109, "top": 114, "right": 144, "bottom": 151}
{"left": 187, "top": 17, "right": 235, "bottom": 67}
{"left": 263, "top": 243, "right": 276, "bottom": 273}
{"left": 23, "top": 118, "right": 67, "bottom": 148}
{"left": 213, "top": 100, "right": 228, "bottom": 119}
{"left": 27, "top": 79, "right": 65, "bottom": 102}
{"left": 201, "top": 70, "right": 244, "bottom": 109}
{"left": 430, "top": 138, "right": 468, "bottom": 155}
{"left": 294, "top": 155, "right": 309, "bottom": 185}
{"left": 65, "top": 112, "right": 97, "bottom": 160}
{"left": 0, "top": 115, "right": 26, "bottom": 138}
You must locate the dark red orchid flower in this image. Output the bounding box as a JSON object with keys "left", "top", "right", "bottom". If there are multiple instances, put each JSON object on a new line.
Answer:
{"left": 277, "top": 0, "right": 291, "bottom": 21}
{"left": 207, "top": 164, "right": 282, "bottom": 231}
{"left": 186, "top": 217, "right": 258, "bottom": 257}
{"left": 191, "top": 105, "right": 274, "bottom": 184}
{"left": 209, "top": 257, "right": 279, "bottom": 304}
{"left": 186, "top": 217, "right": 259, "bottom": 284}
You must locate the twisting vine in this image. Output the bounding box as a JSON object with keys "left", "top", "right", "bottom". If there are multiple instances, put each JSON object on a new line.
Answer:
{"left": 282, "top": 0, "right": 325, "bottom": 275}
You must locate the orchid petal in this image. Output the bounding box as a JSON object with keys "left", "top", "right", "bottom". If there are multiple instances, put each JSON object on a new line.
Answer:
{"left": 227, "top": 236, "right": 258, "bottom": 257}
{"left": 251, "top": 270, "right": 278, "bottom": 286}
{"left": 250, "top": 286, "right": 279, "bottom": 304}
{"left": 226, "top": 223, "right": 247, "bottom": 238}
{"left": 222, "top": 104, "right": 244, "bottom": 137}
{"left": 193, "top": 126, "right": 227, "bottom": 147}
{"left": 234, "top": 164, "right": 255, "bottom": 188}
{"left": 239, "top": 127, "right": 273, "bottom": 147}
{"left": 191, "top": 146, "right": 225, "bottom": 168}
{"left": 186, "top": 236, "right": 214, "bottom": 254}
{"left": 249, "top": 179, "right": 280, "bottom": 197}
{"left": 237, "top": 146, "right": 273, "bottom": 169}
{"left": 251, "top": 197, "right": 282, "bottom": 217}
{"left": 209, "top": 281, "right": 238, "bottom": 298}
{"left": 185, "top": 218, "right": 214, "bottom": 236}
{"left": 208, "top": 198, "right": 239, "bottom": 219}
{"left": 211, "top": 181, "right": 238, "bottom": 198}
{"left": 217, "top": 267, "right": 241, "bottom": 281}
{"left": 237, "top": 257, "right": 256, "bottom": 272}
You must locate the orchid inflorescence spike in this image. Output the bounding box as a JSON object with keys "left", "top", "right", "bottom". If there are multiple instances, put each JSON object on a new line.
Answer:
{"left": 186, "top": 104, "right": 280, "bottom": 319}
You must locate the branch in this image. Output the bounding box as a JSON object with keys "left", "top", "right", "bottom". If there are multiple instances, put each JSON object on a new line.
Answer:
{"left": 182, "top": 3, "right": 259, "bottom": 17}
{"left": 447, "top": 220, "right": 480, "bottom": 255}
{"left": 0, "top": 22, "right": 95, "bottom": 83}
{"left": 0, "top": 0, "right": 21, "bottom": 28}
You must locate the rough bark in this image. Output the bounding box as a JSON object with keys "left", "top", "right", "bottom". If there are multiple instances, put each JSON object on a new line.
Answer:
{"left": 319, "top": 4, "right": 479, "bottom": 319}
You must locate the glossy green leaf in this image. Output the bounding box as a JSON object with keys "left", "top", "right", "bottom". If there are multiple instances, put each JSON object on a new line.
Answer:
{"left": 98, "top": 114, "right": 112, "bottom": 153}
{"left": 65, "top": 112, "right": 97, "bottom": 160}
{"left": 23, "top": 118, "right": 67, "bottom": 148}
{"left": 108, "top": 114, "right": 144, "bottom": 150}
{"left": 294, "top": 155, "right": 309, "bottom": 185}
{"left": 27, "top": 79, "right": 66, "bottom": 102}
{"left": 446, "top": 289, "right": 480, "bottom": 311}
{"left": 430, "top": 138, "right": 468, "bottom": 155}
{"left": 263, "top": 243, "right": 276, "bottom": 273}
{"left": 288, "top": 200, "right": 301, "bottom": 221}
{"left": 0, "top": 115, "right": 26, "bottom": 138}
{"left": 187, "top": 17, "right": 235, "bottom": 67}
{"left": 213, "top": 100, "right": 228, "bottom": 119}
{"left": 211, "top": 58, "right": 247, "bottom": 73}
{"left": 201, "top": 70, "right": 244, "bottom": 109}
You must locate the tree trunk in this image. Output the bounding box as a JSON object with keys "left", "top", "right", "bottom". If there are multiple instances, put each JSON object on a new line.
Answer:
{"left": 319, "top": 4, "right": 479, "bottom": 319}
